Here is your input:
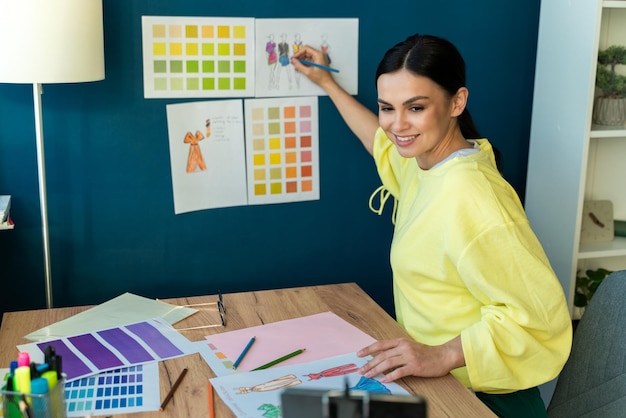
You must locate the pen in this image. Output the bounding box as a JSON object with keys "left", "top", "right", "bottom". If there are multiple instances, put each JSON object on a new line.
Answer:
{"left": 297, "top": 58, "right": 340, "bottom": 73}
{"left": 251, "top": 348, "right": 306, "bottom": 371}
{"left": 232, "top": 336, "right": 256, "bottom": 369}
{"left": 159, "top": 367, "right": 188, "bottom": 411}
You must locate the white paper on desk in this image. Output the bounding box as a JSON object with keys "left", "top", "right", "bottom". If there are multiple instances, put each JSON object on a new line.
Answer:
{"left": 24, "top": 292, "right": 197, "bottom": 342}
{"left": 210, "top": 352, "right": 411, "bottom": 418}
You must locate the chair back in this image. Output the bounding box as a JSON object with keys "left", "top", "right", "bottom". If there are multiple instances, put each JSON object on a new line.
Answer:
{"left": 547, "top": 269, "right": 626, "bottom": 417}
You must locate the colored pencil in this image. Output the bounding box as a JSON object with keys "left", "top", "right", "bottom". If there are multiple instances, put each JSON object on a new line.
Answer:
{"left": 159, "top": 368, "right": 188, "bottom": 411}
{"left": 297, "top": 59, "right": 340, "bottom": 73}
{"left": 208, "top": 380, "right": 215, "bottom": 418}
{"left": 251, "top": 348, "right": 306, "bottom": 371}
{"left": 232, "top": 336, "right": 256, "bottom": 369}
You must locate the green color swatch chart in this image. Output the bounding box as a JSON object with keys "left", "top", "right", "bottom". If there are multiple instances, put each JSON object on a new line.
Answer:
{"left": 245, "top": 97, "right": 319, "bottom": 205}
{"left": 142, "top": 16, "right": 255, "bottom": 98}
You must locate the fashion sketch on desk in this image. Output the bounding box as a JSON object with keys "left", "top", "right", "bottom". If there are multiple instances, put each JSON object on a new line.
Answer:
{"left": 234, "top": 363, "right": 390, "bottom": 394}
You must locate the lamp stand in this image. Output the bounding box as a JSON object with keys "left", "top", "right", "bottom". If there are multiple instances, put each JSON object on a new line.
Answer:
{"left": 33, "top": 83, "right": 53, "bottom": 308}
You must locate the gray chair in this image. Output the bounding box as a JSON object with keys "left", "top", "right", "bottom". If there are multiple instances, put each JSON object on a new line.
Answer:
{"left": 547, "top": 269, "right": 626, "bottom": 417}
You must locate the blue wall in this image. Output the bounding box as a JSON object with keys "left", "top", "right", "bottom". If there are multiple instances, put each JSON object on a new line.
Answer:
{"left": 0, "top": 0, "right": 540, "bottom": 317}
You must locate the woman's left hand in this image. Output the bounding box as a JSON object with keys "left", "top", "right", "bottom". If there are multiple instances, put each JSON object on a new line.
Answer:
{"left": 357, "top": 336, "right": 465, "bottom": 383}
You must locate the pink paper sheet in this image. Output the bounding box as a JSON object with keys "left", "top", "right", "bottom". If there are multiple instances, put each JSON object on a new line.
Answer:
{"left": 205, "top": 312, "right": 377, "bottom": 372}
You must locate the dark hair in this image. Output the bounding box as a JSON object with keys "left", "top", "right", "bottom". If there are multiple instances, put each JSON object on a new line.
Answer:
{"left": 375, "top": 34, "right": 481, "bottom": 140}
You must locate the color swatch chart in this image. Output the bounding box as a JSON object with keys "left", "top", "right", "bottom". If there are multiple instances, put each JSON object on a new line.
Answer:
{"left": 65, "top": 364, "right": 160, "bottom": 417}
{"left": 244, "top": 96, "right": 319, "bottom": 205}
{"left": 18, "top": 318, "right": 195, "bottom": 382}
{"left": 142, "top": 16, "right": 255, "bottom": 98}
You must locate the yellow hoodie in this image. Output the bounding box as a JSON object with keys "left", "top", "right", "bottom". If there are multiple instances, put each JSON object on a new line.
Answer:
{"left": 373, "top": 127, "right": 572, "bottom": 393}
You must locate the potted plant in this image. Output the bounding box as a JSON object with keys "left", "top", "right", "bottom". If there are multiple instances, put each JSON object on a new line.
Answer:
{"left": 574, "top": 267, "right": 613, "bottom": 309}
{"left": 592, "top": 45, "right": 626, "bottom": 126}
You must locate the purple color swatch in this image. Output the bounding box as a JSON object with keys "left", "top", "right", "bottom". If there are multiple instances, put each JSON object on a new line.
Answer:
{"left": 69, "top": 333, "right": 124, "bottom": 370}
{"left": 126, "top": 321, "right": 184, "bottom": 358}
{"left": 37, "top": 339, "right": 92, "bottom": 380}
{"left": 97, "top": 328, "right": 154, "bottom": 363}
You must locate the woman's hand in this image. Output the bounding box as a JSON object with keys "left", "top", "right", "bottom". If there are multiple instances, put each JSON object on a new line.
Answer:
{"left": 291, "top": 45, "right": 336, "bottom": 89}
{"left": 357, "top": 336, "right": 465, "bottom": 383}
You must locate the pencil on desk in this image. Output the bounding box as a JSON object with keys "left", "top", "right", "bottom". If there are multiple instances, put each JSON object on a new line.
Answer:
{"left": 251, "top": 348, "right": 306, "bottom": 371}
{"left": 208, "top": 380, "right": 215, "bottom": 418}
{"left": 232, "top": 336, "right": 256, "bottom": 369}
{"left": 159, "top": 367, "right": 188, "bottom": 411}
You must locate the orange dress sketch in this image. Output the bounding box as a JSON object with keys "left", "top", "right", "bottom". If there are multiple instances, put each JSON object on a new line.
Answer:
{"left": 184, "top": 130, "right": 206, "bottom": 173}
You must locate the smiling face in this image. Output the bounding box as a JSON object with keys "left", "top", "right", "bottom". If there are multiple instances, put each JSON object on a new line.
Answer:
{"left": 377, "top": 69, "right": 470, "bottom": 169}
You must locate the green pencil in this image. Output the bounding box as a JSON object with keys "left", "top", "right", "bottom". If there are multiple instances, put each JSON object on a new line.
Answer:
{"left": 251, "top": 348, "right": 306, "bottom": 371}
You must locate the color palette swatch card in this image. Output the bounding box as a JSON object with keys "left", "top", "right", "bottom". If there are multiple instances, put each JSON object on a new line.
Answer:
{"left": 65, "top": 363, "right": 160, "bottom": 417}
{"left": 17, "top": 318, "right": 196, "bottom": 382}
{"left": 166, "top": 99, "right": 247, "bottom": 214}
{"left": 244, "top": 96, "right": 319, "bottom": 205}
{"left": 142, "top": 16, "right": 255, "bottom": 98}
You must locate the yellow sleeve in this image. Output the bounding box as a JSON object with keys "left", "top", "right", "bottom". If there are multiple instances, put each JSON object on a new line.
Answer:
{"left": 459, "top": 221, "right": 573, "bottom": 393}
{"left": 372, "top": 127, "right": 401, "bottom": 198}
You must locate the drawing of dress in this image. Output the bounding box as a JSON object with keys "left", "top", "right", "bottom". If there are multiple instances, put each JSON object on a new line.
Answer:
{"left": 304, "top": 363, "right": 359, "bottom": 380}
{"left": 235, "top": 374, "right": 302, "bottom": 394}
{"left": 275, "top": 33, "right": 293, "bottom": 89}
{"left": 321, "top": 34, "right": 331, "bottom": 65}
{"left": 266, "top": 35, "right": 279, "bottom": 89}
{"left": 292, "top": 33, "right": 303, "bottom": 88}
{"left": 184, "top": 130, "right": 206, "bottom": 173}
{"left": 266, "top": 38, "right": 277, "bottom": 65}
{"left": 350, "top": 376, "right": 391, "bottom": 394}
{"left": 278, "top": 40, "right": 290, "bottom": 67}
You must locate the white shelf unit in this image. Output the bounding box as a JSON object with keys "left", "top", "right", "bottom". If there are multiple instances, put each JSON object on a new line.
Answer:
{"left": 526, "top": 0, "right": 626, "bottom": 316}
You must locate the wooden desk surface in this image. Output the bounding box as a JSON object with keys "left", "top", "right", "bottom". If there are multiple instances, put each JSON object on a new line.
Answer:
{"left": 0, "top": 283, "right": 495, "bottom": 417}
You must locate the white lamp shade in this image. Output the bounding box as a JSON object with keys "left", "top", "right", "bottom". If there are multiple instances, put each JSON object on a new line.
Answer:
{"left": 0, "top": 0, "right": 105, "bottom": 84}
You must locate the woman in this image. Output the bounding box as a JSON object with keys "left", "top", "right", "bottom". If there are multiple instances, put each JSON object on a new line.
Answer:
{"left": 292, "top": 34, "right": 572, "bottom": 417}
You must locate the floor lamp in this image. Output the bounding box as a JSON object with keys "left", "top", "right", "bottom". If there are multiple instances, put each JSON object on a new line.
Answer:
{"left": 0, "top": 0, "right": 105, "bottom": 308}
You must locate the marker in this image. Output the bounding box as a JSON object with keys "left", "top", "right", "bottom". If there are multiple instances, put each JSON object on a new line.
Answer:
{"left": 17, "top": 352, "right": 30, "bottom": 368}
{"left": 13, "top": 366, "right": 31, "bottom": 394}
{"left": 30, "top": 378, "right": 50, "bottom": 418}
{"left": 232, "top": 336, "right": 256, "bottom": 369}
{"left": 41, "top": 370, "right": 58, "bottom": 391}
{"left": 251, "top": 348, "right": 306, "bottom": 371}
{"left": 297, "top": 59, "right": 339, "bottom": 73}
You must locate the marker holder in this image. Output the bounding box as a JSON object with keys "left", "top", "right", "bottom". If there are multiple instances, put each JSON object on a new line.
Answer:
{"left": 1, "top": 377, "right": 66, "bottom": 418}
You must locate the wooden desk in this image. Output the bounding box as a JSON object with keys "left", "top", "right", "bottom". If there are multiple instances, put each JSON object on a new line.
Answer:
{"left": 0, "top": 283, "right": 495, "bottom": 417}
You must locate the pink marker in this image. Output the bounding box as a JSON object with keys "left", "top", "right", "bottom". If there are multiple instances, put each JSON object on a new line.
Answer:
{"left": 17, "top": 351, "right": 30, "bottom": 367}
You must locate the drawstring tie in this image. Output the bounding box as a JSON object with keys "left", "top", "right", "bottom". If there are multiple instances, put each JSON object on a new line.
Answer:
{"left": 368, "top": 185, "right": 397, "bottom": 224}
